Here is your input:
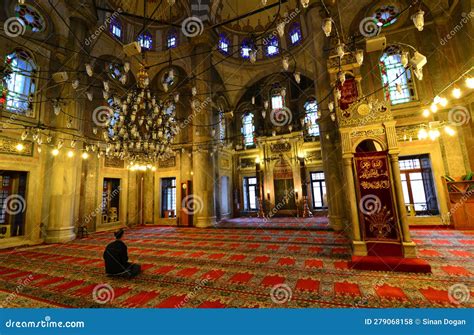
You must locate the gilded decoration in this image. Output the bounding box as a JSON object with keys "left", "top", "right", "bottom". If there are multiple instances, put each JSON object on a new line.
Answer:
{"left": 104, "top": 156, "right": 125, "bottom": 168}
{"left": 159, "top": 156, "right": 176, "bottom": 168}
{"left": 338, "top": 98, "right": 392, "bottom": 128}
{"left": 0, "top": 136, "right": 33, "bottom": 156}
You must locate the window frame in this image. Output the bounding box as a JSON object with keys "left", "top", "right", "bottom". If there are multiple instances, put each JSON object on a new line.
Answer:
{"left": 138, "top": 30, "right": 153, "bottom": 50}
{"left": 379, "top": 47, "right": 418, "bottom": 106}
{"left": 399, "top": 155, "right": 439, "bottom": 216}
{"left": 304, "top": 99, "right": 320, "bottom": 137}
{"left": 242, "top": 113, "right": 255, "bottom": 147}
{"left": 243, "top": 176, "right": 258, "bottom": 211}
{"left": 109, "top": 17, "right": 122, "bottom": 40}
{"left": 288, "top": 22, "right": 302, "bottom": 46}
{"left": 161, "top": 177, "right": 177, "bottom": 218}
{"left": 310, "top": 172, "right": 327, "bottom": 209}
{"left": 4, "top": 49, "right": 37, "bottom": 117}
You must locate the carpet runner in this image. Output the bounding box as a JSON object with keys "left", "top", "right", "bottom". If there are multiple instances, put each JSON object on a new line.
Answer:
{"left": 0, "top": 226, "right": 472, "bottom": 308}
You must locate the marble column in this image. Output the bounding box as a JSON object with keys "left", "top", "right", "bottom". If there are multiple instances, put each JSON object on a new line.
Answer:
{"left": 44, "top": 17, "right": 88, "bottom": 242}
{"left": 343, "top": 155, "right": 367, "bottom": 255}
{"left": 191, "top": 37, "right": 216, "bottom": 228}
{"left": 307, "top": 7, "right": 347, "bottom": 231}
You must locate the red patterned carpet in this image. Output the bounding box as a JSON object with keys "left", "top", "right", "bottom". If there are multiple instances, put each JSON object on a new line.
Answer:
{"left": 0, "top": 225, "right": 472, "bottom": 308}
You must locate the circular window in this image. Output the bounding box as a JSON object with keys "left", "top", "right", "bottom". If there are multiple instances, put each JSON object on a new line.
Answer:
{"left": 373, "top": 5, "right": 400, "bottom": 27}
{"left": 15, "top": 4, "right": 45, "bottom": 32}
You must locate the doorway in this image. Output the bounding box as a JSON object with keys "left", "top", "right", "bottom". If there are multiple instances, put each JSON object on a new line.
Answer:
{"left": 0, "top": 171, "right": 27, "bottom": 238}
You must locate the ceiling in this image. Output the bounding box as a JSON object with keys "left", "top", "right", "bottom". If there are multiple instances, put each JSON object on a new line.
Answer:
{"left": 107, "top": 0, "right": 189, "bottom": 25}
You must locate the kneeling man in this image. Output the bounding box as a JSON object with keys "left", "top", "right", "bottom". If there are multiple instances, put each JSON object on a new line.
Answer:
{"left": 103, "top": 228, "right": 141, "bottom": 278}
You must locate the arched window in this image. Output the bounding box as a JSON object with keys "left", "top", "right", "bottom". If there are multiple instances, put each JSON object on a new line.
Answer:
{"left": 241, "top": 39, "right": 253, "bottom": 59}
{"left": 108, "top": 63, "right": 123, "bottom": 80}
{"left": 4, "top": 50, "right": 36, "bottom": 115}
{"left": 379, "top": 47, "right": 417, "bottom": 105}
{"left": 242, "top": 113, "right": 254, "bottom": 147}
{"left": 373, "top": 5, "right": 400, "bottom": 27}
{"left": 266, "top": 36, "right": 280, "bottom": 57}
{"left": 304, "top": 99, "right": 319, "bottom": 136}
{"left": 219, "top": 113, "right": 226, "bottom": 141}
{"left": 218, "top": 34, "right": 230, "bottom": 54}
{"left": 289, "top": 22, "right": 302, "bottom": 46}
{"left": 15, "top": 4, "right": 45, "bottom": 33}
{"left": 138, "top": 31, "right": 153, "bottom": 50}
{"left": 271, "top": 91, "right": 284, "bottom": 110}
{"left": 167, "top": 30, "right": 178, "bottom": 49}
{"left": 109, "top": 17, "right": 122, "bottom": 40}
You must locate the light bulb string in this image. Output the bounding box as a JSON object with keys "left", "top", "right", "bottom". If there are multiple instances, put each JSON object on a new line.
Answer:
{"left": 429, "top": 66, "right": 473, "bottom": 100}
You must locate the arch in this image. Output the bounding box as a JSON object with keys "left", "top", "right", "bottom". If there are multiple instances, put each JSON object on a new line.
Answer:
{"left": 138, "top": 30, "right": 153, "bottom": 50}
{"left": 353, "top": 138, "right": 387, "bottom": 153}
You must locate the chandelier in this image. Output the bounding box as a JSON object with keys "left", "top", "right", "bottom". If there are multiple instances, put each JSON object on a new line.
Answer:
{"left": 101, "top": 66, "right": 178, "bottom": 165}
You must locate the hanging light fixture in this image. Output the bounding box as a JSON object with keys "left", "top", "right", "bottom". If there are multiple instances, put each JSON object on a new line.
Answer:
{"left": 412, "top": 9, "right": 425, "bottom": 31}
{"left": 282, "top": 56, "right": 289, "bottom": 71}
{"left": 451, "top": 87, "right": 462, "bottom": 98}
{"left": 401, "top": 51, "right": 409, "bottom": 67}
{"left": 249, "top": 49, "right": 257, "bottom": 64}
{"left": 300, "top": 0, "right": 310, "bottom": 8}
{"left": 337, "top": 71, "right": 346, "bottom": 85}
{"left": 322, "top": 18, "right": 332, "bottom": 37}
{"left": 335, "top": 41, "right": 344, "bottom": 58}
{"left": 85, "top": 63, "right": 93, "bottom": 77}
{"left": 99, "top": 65, "right": 178, "bottom": 165}
{"left": 355, "top": 50, "right": 364, "bottom": 65}
{"left": 294, "top": 72, "right": 301, "bottom": 84}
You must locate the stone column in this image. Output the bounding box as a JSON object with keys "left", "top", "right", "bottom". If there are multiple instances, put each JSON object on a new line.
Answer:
{"left": 44, "top": 16, "right": 89, "bottom": 242}
{"left": 307, "top": 7, "right": 347, "bottom": 231}
{"left": 343, "top": 155, "right": 367, "bottom": 255}
{"left": 191, "top": 37, "right": 216, "bottom": 228}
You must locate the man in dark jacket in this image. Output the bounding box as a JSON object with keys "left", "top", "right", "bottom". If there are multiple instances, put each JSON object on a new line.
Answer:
{"left": 103, "top": 228, "right": 141, "bottom": 278}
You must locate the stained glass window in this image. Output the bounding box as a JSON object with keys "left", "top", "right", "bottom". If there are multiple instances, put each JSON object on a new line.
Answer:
{"left": 109, "top": 18, "right": 122, "bottom": 40}
{"left": 108, "top": 63, "right": 123, "bottom": 80}
{"left": 289, "top": 22, "right": 302, "bottom": 46}
{"left": 373, "top": 5, "right": 400, "bottom": 27}
{"left": 219, "top": 113, "right": 226, "bottom": 141}
{"left": 14, "top": 4, "right": 45, "bottom": 32}
{"left": 4, "top": 50, "right": 36, "bottom": 116}
{"left": 304, "top": 99, "right": 319, "bottom": 136}
{"left": 266, "top": 36, "right": 280, "bottom": 57}
{"left": 218, "top": 34, "right": 230, "bottom": 54}
{"left": 138, "top": 31, "right": 153, "bottom": 50}
{"left": 271, "top": 94, "right": 284, "bottom": 110}
{"left": 242, "top": 113, "right": 254, "bottom": 147}
{"left": 167, "top": 30, "right": 178, "bottom": 49}
{"left": 241, "top": 39, "right": 253, "bottom": 59}
{"left": 379, "top": 47, "right": 417, "bottom": 105}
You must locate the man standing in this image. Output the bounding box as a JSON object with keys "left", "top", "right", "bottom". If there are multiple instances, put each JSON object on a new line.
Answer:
{"left": 103, "top": 228, "right": 141, "bottom": 278}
